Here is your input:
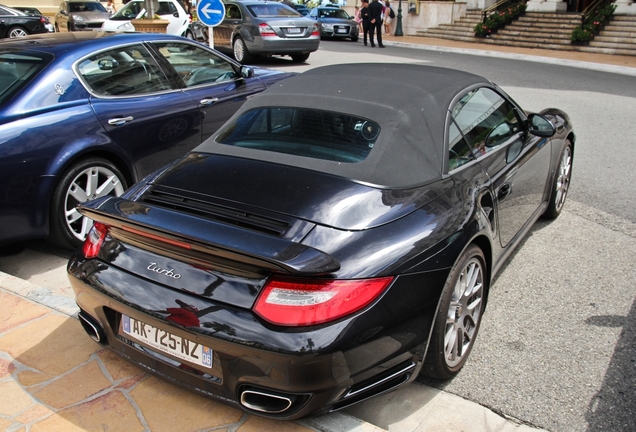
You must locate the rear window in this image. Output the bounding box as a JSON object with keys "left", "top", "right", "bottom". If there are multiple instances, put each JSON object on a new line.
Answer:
{"left": 247, "top": 4, "right": 299, "bottom": 17}
{"left": 215, "top": 107, "right": 380, "bottom": 163}
{"left": 0, "top": 51, "right": 52, "bottom": 106}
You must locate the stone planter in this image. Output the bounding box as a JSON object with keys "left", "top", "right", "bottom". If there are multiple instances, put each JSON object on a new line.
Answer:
{"left": 131, "top": 19, "right": 170, "bottom": 33}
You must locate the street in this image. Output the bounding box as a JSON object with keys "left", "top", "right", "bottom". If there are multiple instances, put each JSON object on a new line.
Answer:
{"left": 1, "top": 40, "right": 635, "bottom": 432}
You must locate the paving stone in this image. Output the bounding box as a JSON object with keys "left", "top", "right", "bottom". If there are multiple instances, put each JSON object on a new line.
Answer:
{"left": 14, "top": 404, "right": 55, "bottom": 424}
{"left": 0, "top": 315, "right": 99, "bottom": 376}
{"left": 0, "top": 291, "right": 48, "bottom": 333}
{"left": 0, "top": 380, "right": 34, "bottom": 416}
{"left": 237, "top": 415, "right": 315, "bottom": 432}
{"left": 32, "top": 360, "right": 112, "bottom": 409}
{"left": 31, "top": 391, "right": 144, "bottom": 432}
{"left": 17, "top": 370, "right": 53, "bottom": 387}
{"left": 0, "top": 418, "right": 13, "bottom": 431}
{"left": 130, "top": 376, "right": 243, "bottom": 431}
{"left": 97, "top": 348, "right": 146, "bottom": 382}
{"left": 0, "top": 357, "right": 16, "bottom": 377}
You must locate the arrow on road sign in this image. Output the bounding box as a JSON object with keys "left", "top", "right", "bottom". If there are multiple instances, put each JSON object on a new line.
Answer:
{"left": 200, "top": 4, "right": 222, "bottom": 20}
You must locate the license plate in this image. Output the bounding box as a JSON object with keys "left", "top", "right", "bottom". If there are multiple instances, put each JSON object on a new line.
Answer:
{"left": 121, "top": 315, "right": 212, "bottom": 368}
{"left": 287, "top": 27, "right": 301, "bottom": 34}
{"left": 337, "top": 29, "right": 347, "bottom": 33}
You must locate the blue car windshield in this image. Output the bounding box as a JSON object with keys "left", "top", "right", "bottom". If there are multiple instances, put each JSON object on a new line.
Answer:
{"left": 215, "top": 107, "right": 380, "bottom": 163}
{"left": 0, "top": 51, "right": 53, "bottom": 107}
{"left": 247, "top": 4, "right": 300, "bottom": 17}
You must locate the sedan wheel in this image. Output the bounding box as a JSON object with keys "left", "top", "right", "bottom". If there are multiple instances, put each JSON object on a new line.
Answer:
{"left": 422, "top": 244, "right": 486, "bottom": 379}
{"left": 291, "top": 53, "right": 310, "bottom": 63}
{"left": 49, "top": 158, "right": 127, "bottom": 249}
{"left": 543, "top": 139, "right": 572, "bottom": 219}
{"left": 233, "top": 37, "right": 252, "bottom": 64}
{"left": 8, "top": 27, "right": 28, "bottom": 38}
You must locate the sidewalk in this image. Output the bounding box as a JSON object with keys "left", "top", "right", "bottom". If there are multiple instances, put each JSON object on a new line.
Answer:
{"left": 381, "top": 34, "right": 636, "bottom": 75}
{"left": 1, "top": 36, "right": 624, "bottom": 432}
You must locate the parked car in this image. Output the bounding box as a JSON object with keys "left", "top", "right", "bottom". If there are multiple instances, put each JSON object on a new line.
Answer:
{"left": 101, "top": 0, "right": 190, "bottom": 36}
{"left": 11, "top": 6, "right": 55, "bottom": 33}
{"left": 55, "top": 1, "right": 111, "bottom": 32}
{"left": 0, "top": 4, "right": 50, "bottom": 38}
{"left": 291, "top": 3, "right": 309, "bottom": 15}
{"left": 68, "top": 63, "right": 574, "bottom": 419}
{"left": 309, "top": 6, "right": 358, "bottom": 41}
{"left": 185, "top": 20, "right": 209, "bottom": 42}
{"left": 214, "top": 0, "right": 320, "bottom": 63}
{"left": 0, "top": 32, "right": 294, "bottom": 249}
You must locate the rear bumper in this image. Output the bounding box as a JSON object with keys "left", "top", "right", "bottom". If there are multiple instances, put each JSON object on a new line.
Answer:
{"left": 68, "top": 255, "right": 433, "bottom": 419}
{"left": 247, "top": 37, "right": 320, "bottom": 56}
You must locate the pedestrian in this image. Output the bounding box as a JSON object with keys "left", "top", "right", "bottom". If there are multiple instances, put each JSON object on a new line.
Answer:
{"left": 360, "top": 0, "right": 371, "bottom": 46}
{"left": 368, "top": 0, "right": 384, "bottom": 47}
{"left": 354, "top": 6, "right": 363, "bottom": 34}
{"left": 384, "top": 0, "right": 393, "bottom": 35}
{"left": 105, "top": 0, "right": 117, "bottom": 15}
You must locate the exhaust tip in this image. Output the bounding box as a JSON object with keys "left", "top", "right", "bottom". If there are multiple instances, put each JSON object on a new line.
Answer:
{"left": 78, "top": 312, "right": 108, "bottom": 345}
{"left": 240, "top": 389, "right": 294, "bottom": 414}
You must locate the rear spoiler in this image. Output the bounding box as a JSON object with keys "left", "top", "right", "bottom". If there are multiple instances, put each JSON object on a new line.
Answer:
{"left": 78, "top": 197, "right": 340, "bottom": 275}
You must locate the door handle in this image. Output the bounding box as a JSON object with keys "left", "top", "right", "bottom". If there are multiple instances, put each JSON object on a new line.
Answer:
{"left": 200, "top": 98, "right": 219, "bottom": 106}
{"left": 498, "top": 183, "right": 511, "bottom": 201}
{"left": 108, "top": 116, "right": 134, "bottom": 126}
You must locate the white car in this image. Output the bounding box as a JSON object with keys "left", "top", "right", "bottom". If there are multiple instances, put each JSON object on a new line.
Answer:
{"left": 101, "top": 0, "right": 189, "bottom": 36}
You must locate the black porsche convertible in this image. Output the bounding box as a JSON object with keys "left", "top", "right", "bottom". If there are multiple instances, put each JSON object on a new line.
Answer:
{"left": 68, "top": 63, "right": 574, "bottom": 419}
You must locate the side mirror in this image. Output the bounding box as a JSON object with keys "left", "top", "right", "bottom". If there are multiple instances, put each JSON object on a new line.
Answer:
{"left": 240, "top": 65, "right": 254, "bottom": 79}
{"left": 527, "top": 113, "right": 556, "bottom": 138}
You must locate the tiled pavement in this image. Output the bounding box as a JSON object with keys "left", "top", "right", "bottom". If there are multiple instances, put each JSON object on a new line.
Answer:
{"left": 2, "top": 36, "right": 634, "bottom": 432}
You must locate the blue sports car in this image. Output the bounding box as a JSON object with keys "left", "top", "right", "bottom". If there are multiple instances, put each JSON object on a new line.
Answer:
{"left": 0, "top": 32, "right": 293, "bottom": 249}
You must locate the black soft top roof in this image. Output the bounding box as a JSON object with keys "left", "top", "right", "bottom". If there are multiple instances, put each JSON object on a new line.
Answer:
{"left": 197, "top": 63, "right": 490, "bottom": 188}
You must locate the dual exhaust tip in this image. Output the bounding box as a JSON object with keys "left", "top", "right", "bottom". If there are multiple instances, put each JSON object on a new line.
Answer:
{"left": 78, "top": 312, "right": 108, "bottom": 345}
{"left": 239, "top": 387, "right": 310, "bottom": 415}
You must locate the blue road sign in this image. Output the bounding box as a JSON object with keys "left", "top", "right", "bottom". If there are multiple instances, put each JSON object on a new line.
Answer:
{"left": 197, "top": 0, "right": 225, "bottom": 27}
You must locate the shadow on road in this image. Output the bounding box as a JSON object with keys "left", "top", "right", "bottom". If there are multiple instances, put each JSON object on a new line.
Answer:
{"left": 585, "top": 296, "right": 636, "bottom": 432}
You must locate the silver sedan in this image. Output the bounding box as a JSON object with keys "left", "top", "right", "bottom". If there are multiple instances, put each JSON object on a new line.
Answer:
{"left": 213, "top": 0, "right": 320, "bottom": 64}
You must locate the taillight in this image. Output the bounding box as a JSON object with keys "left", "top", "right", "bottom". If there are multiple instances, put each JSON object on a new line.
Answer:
{"left": 40, "top": 17, "right": 46, "bottom": 23}
{"left": 82, "top": 222, "right": 109, "bottom": 259}
{"left": 254, "top": 276, "right": 394, "bottom": 326}
{"left": 259, "top": 23, "right": 277, "bottom": 37}
{"left": 311, "top": 24, "right": 319, "bottom": 37}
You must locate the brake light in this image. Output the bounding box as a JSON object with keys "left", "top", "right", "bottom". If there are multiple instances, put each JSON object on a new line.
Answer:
{"left": 254, "top": 276, "right": 394, "bottom": 326}
{"left": 311, "top": 24, "right": 319, "bottom": 37}
{"left": 40, "top": 17, "right": 46, "bottom": 23}
{"left": 259, "top": 23, "right": 277, "bottom": 37}
{"left": 82, "top": 222, "right": 109, "bottom": 259}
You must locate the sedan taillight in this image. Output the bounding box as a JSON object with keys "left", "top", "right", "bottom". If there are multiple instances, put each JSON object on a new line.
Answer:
{"left": 82, "top": 222, "right": 109, "bottom": 259}
{"left": 311, "top": 24, "right": 320, "bottom": 37}
{"left": 254, "top": 276, "right": 394, "bottom": 326}
{"left": 259, "top": 23, "right": 277, "bottom": 37}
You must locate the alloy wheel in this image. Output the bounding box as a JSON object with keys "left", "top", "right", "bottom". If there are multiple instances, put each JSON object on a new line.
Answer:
{"left": 63, "top": 166, "right": 125, "bottom": 241}
{"left": 554, "top": 145, "right": 572, "bottom": 213}
{"left": 444, "top": 257, "right": 484, "bottom": 368}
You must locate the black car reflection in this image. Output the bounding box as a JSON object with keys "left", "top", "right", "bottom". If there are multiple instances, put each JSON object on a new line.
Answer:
{"left": 68, "top": 64, "right": 574, "bottom": 419}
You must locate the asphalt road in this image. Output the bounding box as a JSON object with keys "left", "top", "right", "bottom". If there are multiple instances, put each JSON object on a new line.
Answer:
{"left": 1, "top": 41, "right": 634, "bottom": 432}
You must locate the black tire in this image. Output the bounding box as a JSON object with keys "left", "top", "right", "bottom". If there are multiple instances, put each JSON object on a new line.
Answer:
{"left": 48, "top": 157, "right": 127, "bottom": 250}
{"left": 290, "top": 53, "right": 310, "bottom": 63}
{"left": 233, "top": 37, "right": 252, "bottom": 64}
{"left": 351, "top": 36, "right": 359, "bottom": 42}
{"left": 8, "top": 26, "right": 28, "bottom": 38}
{"left": 543, "top": 139, "right": 572, "bottom": 219}
{"left": 422, "top": 244, "right": 487, "bottom": 380}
